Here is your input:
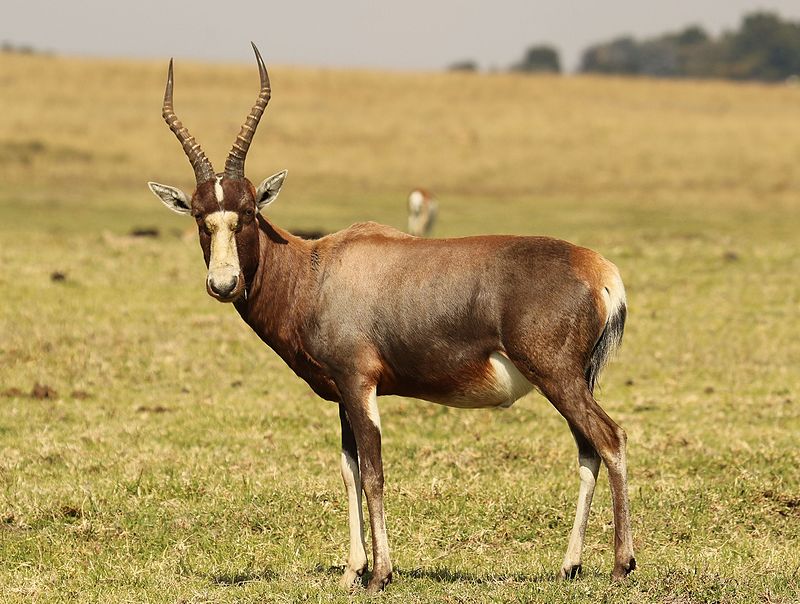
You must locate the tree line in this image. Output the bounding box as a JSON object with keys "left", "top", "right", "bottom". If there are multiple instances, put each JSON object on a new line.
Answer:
{"left": 451, "top": 11, "right": 800, "bottom": 82}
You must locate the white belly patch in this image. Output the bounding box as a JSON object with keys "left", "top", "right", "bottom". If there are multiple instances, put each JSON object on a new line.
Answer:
{"left": 428, "top": 352, "right": 535, "bottom": 409}
{"left": 486, "top": 352, "right": 535, "bottom": 408}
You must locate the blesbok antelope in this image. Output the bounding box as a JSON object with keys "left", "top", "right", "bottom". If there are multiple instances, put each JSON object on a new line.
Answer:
{"left": 148, "top": 44, "right": 636, "bottom": 593}
{"left": 407, "top": 188, "right": 438, "bottom": 236}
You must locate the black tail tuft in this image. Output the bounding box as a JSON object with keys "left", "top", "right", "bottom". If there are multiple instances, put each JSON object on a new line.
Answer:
{"left": 585, "top": 302, "right": 626, "bottom": 393}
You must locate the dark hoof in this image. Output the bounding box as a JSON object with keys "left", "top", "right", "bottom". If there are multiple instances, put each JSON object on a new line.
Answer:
{"left": 365, "top": 570, "right": 392, "bottom": 594}
{"left": 560, "top": 563, "right": 582, "bottom": 580}
{"left": 611, "top": 557, "right": 636, "bottom": 581}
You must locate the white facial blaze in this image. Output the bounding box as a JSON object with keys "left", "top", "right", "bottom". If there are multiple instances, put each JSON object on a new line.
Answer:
{"left": 214, "top": 176, "right": 225, "bottom": 205}
{"left": 205, "top": 211, "right": 241, "bottom": 290}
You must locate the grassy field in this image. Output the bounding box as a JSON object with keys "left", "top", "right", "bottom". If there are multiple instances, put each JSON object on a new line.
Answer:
{"left": 1, "top": 52, "right": 799, "bottom": 603}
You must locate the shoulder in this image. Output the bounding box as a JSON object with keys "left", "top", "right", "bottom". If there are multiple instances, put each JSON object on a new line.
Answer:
{"left": 339, "top": 221, "right": 411, "bottom": 241}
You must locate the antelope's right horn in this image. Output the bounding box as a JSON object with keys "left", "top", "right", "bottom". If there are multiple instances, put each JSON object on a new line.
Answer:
{"left": 161, "top": 58, "right": 216, "bottom": 185}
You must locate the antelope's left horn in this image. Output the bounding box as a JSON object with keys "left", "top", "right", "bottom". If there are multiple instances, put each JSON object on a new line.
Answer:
{"left": 225, "top": 42, "right": 271, "bottom": 180}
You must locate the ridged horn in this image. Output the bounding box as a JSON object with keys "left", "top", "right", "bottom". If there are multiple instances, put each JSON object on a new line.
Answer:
{"left": 161, "top": 58, "right": 216, "bottom": 185}
{"left": 225, "top": 42, "right": 271, "bottom": 179}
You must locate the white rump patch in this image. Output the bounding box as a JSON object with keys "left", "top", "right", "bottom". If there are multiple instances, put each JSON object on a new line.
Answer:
{"left": 602, "top": 268, "right": 627, "bottom": 320}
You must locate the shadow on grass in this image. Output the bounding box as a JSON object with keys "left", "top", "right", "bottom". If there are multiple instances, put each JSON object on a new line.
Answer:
{"left": 206, "top": 567, "right": 278, "bottom": 585}
{"left": 315, "top": 564, "right": 557, "bottom": 585}
{"left": 399, "top": 566, "right": 558, "bottom": 585}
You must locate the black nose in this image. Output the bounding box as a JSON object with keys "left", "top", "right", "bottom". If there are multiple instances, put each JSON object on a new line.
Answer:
{"left": 209, "top": 276, "right": 238, "bottom": 298}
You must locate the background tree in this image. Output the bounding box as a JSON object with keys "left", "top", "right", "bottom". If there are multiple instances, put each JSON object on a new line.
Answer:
{"left": 722, "top": 12, "right": 800, "bottom": 80}
{"left": 448, "top": 60, "right": 479, "bottom": 72}
{"left": 580, "top": 12, "right": 800, "bottom": 82}
{"left": 512, "top": 45, "right": 561, "bottom": 74}
{"left": 581, "top": 37, "right": 639, "bottom": 74}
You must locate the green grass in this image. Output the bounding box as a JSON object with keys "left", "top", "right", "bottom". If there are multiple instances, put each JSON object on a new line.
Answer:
{"left": 2, "top": 189, "right": 798, "bottom": 603}
{"left": 1, "top": 54, "right": 800, "bottom": 602}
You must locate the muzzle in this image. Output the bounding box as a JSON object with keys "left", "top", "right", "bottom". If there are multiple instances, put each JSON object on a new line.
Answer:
{"left": 207, "top": 266, "right": 245, "bottom": 302}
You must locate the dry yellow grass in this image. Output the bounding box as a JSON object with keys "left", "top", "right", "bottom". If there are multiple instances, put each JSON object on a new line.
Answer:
{"left": 2, "top": 52, "right": 799, "bottom": 214}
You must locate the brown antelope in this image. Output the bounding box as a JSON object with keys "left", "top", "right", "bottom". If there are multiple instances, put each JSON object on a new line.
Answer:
{"left": 407, "top": 188, "right": 438, "bottom": 236}
{"left": 148, "top": 44, "right": 636, "bottom": 593}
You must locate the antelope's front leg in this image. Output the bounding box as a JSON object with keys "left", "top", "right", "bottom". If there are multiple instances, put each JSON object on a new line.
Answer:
{"left": 338, "top": 404, "right": 368, "bottom": 590}
{"left": 340, "top": 382, "right": 392, "bottom": 594}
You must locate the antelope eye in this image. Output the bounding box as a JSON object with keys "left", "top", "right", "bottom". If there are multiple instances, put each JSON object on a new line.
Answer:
{"left": 244, "top": 208, "right": 254, "bottom": 217}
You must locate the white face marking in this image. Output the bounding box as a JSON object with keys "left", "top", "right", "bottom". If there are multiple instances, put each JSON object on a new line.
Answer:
{"left": 205, "top": 211, "right": 240, "bottom": 294}
{"left": 214, "top": 176, "right": 224, "bottom": 205}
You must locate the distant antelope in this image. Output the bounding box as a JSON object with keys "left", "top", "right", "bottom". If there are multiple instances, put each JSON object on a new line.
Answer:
{"left": 148, "top": 44, "right": 635, "bottom": 593}
{"left": 407, "top": 188, "right": 438, "bottom": 236}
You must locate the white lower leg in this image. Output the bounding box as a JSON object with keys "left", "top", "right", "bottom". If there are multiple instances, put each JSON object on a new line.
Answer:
{"left": 340, "top": 450, "right": 367, "bottom": 587}
{"left": 362, "top": 388, "right": 392, "bottom": 589}
{"left": 561, "top": 453, "right": 600, "bottom": 576}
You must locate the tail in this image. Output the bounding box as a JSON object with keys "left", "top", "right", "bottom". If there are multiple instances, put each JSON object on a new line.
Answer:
{"left": 585, "top": 277, "right": 627, "bottom": 393}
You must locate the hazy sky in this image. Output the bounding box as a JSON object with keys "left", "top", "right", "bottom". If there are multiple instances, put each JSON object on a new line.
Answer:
{"left": 6, "top": 1, "right": 800, "bottom": 71}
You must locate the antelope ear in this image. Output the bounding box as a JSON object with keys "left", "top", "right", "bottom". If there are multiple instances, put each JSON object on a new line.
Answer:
{"left": 255, "top": 170, "right": 288, "bottom": 211}
{"left": 148, "top": 182, "right": 192, "bottom": 215}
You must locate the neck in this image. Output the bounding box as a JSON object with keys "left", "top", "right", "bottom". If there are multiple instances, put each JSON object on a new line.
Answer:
{"left": 235, "top": 216, "right": 314, "bottom": 359}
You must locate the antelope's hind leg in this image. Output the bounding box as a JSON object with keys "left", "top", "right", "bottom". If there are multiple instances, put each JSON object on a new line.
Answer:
{"left": 560, "top": 427, "right": 601, "bottom": 579}
{"left": 338, "top": 404, "right": 368, "bottom": 590}
{"left": 544, "top": 376, "right": 636, "bottom": 580}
